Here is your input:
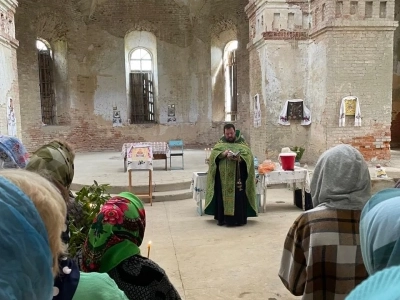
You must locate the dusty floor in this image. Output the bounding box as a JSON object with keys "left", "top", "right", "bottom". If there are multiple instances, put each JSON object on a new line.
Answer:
{"left": 73, "top": 150, "right": 304, "bottom": 299}
{"left": 139, "top": 189, "right": 302, "bottom": 300}
{"left": 71, "top": 148, "right": 400, "bottom": 299}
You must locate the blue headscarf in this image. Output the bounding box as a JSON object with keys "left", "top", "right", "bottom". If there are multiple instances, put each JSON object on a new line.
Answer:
{"left": 0, "top": 136, "right": 29, "bottom": 168}
{"left": 360, "top": 188, "right": 400, "bottom": 275}
{"left": 346, "top": 265, "right": 400, "bottom": 300}
{"left": 0, "top": 176, "right": 54, "bottom": 300}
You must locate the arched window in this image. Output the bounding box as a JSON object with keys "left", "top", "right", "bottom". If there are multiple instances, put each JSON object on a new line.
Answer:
{"left": 224, "top": 40, "right": 238, "bottom": 121}
{"left": 36, "top": 39, "right": 56, "bottom": 125}
{"left": 130, "top": 48, "right": 152, "bottom": 72}
{"left": 129, "top": 47, "right": 154, "bottom": 123}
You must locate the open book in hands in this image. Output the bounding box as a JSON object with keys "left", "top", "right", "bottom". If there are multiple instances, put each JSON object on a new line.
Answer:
{"left": 227, "top": 150, "right": 240, "bottom": 158}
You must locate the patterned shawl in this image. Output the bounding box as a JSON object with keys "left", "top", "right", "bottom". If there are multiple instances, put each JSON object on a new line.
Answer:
{"left": 0, "top": 135, "right": 29, "bottom": 168}
{"left": 311, "top": 144, "right": 371, "bottom": 210}
{"left": 0, "top": 176, "right": 53, "bottom": 300}
{"left": 26, "top": 141, "right": 74, "bottom": 189}
{"left": 205, "top": 130, "right": 257, "bottom": 216}
{"left": 82, "top": 192, "right": 146, "bottom": 273}
{"left": 360, "top": 188, "right": 400, "bottom": 275}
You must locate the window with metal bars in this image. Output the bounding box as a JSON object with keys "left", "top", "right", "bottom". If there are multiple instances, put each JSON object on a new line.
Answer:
{"left": 129, "top": 48, "right": 155, "bottom": 123}
{"left": 36, "top": 39, "right": 56, "bottom": 125}
{"left": 224, "top": 41, "right": 238, "bottom": 122}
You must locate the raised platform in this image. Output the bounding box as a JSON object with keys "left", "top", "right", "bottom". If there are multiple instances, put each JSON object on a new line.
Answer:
{"left": 71, "top": 149, "right": 400, "bottom": 202}
{"left": 71, "top": 149, "right": 208, "bottom": 202}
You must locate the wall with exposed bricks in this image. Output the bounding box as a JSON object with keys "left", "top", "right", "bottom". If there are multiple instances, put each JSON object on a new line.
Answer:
{"left": 6, "top": 0, "right": 399, "bottom": 162}
{"left": 14, "top": 0, "right": 250, "bottom": 152}
{"left": 246, "top": 0, "right": 397, "bottom": 164}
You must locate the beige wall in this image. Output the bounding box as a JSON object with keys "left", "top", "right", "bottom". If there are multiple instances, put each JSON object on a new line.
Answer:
{"left": 15, "top": 0, "right": 249, "bottom": 152}
{"left": 0, "top": 0, "right": 20, "bottom": 138}
{"left": 247, "top": 0, "right": 397, "bottom": 164}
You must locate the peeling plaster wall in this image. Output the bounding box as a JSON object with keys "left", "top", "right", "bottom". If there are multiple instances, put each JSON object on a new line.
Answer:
{"left": 15, "top": 0, "right": 249, "bottom": 151}
{"left": 0, "top": 0, "right": 20, "bottom": 137}
{"left": 249, "top": 40, "right": 309, "bottom": 161}
{"left": 305, "top": 38, "right": 328, "bottom": 161}
{"left": 247, "top": 0, "right": 396, "bottom": 163}
{"left": 392, "top": 0, "right": 400, "bottom": 147}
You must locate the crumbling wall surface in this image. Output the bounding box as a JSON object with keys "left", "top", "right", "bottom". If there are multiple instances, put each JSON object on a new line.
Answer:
{"left": 246, "top": 0, "right": 396, "bottom": 164}
{"left": 15, "top": 0, "right": 249, "bottom": 152}
{"left": 0, "top": 0, "right": 20, "bottom": 137}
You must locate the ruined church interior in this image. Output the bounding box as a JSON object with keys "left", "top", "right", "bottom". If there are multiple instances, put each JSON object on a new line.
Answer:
{"left": 2, "top": 0, "right": 400, "bottom": 299}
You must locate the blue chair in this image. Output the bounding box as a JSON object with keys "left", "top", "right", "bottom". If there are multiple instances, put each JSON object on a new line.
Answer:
{"left": 168, "top": 139, "right": 184, "bottom": 170}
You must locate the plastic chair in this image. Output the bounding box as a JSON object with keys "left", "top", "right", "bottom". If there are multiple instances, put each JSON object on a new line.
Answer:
{"left": 168, "top": 139, "right": 184, "bottom": 170}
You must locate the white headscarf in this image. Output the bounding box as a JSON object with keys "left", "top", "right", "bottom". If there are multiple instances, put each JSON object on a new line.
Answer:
{"left": 311, "top": 144, "right": 371, "bottom": 210}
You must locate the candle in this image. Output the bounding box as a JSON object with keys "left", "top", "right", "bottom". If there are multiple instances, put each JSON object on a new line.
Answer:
{"left": 147, "top": 241, "right": 152, "bottom": 258}
{"left": 205, "top": 148, "right": 207, "bottom": 159}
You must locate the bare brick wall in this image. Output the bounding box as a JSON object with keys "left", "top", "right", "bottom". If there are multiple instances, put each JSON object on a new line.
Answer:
{"left": 321, "top": 29, "right": 394, "bottom": 162}
{"left": 15, "top": 0, "right": 249, "bottom": 152}
{"left": 246, "top": 0, "right": 396, "bottom": 164}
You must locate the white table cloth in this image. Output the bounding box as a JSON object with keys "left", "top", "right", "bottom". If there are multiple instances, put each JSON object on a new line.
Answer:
{"left": 258, "top": 167, "right": 311, "bottom": 212}
{"left": 191, "top": 171, "right": 264, "bottom": 216}
{"left": 122, "top": 142, "right": 170, "bottom": 158}
{"left": 190, "top": 172, "right": 207, "bottom": 216}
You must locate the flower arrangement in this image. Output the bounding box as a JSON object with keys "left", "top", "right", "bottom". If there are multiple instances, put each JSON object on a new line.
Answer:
{"left": 290, "top": 146, "right": 305, "bottom": 162}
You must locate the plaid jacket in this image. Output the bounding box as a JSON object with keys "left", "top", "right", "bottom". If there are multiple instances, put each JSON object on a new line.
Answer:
{"left": 279, "top": 206, "right": 368, "bottom": 300}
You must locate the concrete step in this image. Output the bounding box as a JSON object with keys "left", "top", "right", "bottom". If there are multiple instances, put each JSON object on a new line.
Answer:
{"left": 144, "top": 189, "right": 192, "bottom": 203}
{"left": 71, "top": 188, "right": 193, "bottom": 203}
{"left": 71, "top": 180, "right": 192, "bottom": 194}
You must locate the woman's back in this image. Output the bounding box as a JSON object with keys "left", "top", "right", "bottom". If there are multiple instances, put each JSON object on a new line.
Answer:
{"left": 73, "top": 272, "right": 128, "bottom": 300}
{"left": 280, "top": 206, "right": 368, "bottom": 300}
{"left": 108, "top": 255, "right": 181, "bottom": 300}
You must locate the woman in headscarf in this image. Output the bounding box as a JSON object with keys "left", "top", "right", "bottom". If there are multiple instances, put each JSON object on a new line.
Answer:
{"left": 346, "top": 265, "right": 400, "bottom": 300}
{"left": 26, "top": 141, "right": 127, "bottom": 300}
{"left": 279, "top": 144, "right": 370, "bottom": 299}
{"left": 0, "top": 169, "right": 67, "bottom": 299}
{"left": 26, "top": 140, "right": 82, "bottom": 242}
{"left": 0, "top": 135, "right": 29, "bottom": 168}
{"left": 345, "top": 188, "right": 400, "bottom": 299}
{"left": 82, "top": 192, "right": 182, "bottom": 300}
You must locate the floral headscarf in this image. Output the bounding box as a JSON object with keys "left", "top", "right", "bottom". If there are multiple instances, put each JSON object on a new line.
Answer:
{"left": 26, "top": 141, "right": 74, "bottom": 189}
{"left": 0, "top": 135, "right": 29, "bottom": 168}
{"left": 82, "top": 192, "right": 146, "bottom": 273}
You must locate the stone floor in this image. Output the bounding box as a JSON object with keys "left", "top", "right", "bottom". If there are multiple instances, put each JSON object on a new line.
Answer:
{"left": 72, "top": 148, "right": 400, "bottom": 188}
{"left": 139, "top": 189, "right": 302, "bottom": 300}
{"left": 71, "top": 148, "right": 400, "bottom": 299}
{"left": 72, "top": 149, "right": 208, "bottom": 188}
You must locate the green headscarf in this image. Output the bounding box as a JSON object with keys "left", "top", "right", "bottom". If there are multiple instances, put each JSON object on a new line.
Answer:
{"left": 82, "top": 192, "right": 146, "bottom": 273}
{"left": 26, "top": 141, "right": 75, "bottom": 188}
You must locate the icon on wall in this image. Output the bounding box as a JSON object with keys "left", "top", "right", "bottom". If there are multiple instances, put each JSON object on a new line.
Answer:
{"left": 287, "top": 101, "right": 304, "bottom": 120}
{"left": 167, "top": 104, "right": 176, "bottom": 122}
{"left": 253, "top": 94, "right": 261, "bottom": 128}
{"left": 7, "top": 97, "right": 17, "bottom": 136}
{"left": 112, "top": 107, "right": 122, "bottom": 127}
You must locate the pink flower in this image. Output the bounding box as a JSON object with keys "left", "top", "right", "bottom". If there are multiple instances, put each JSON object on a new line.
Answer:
{"left": 101, "top": 204, "right": 125, "bottom": 225}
